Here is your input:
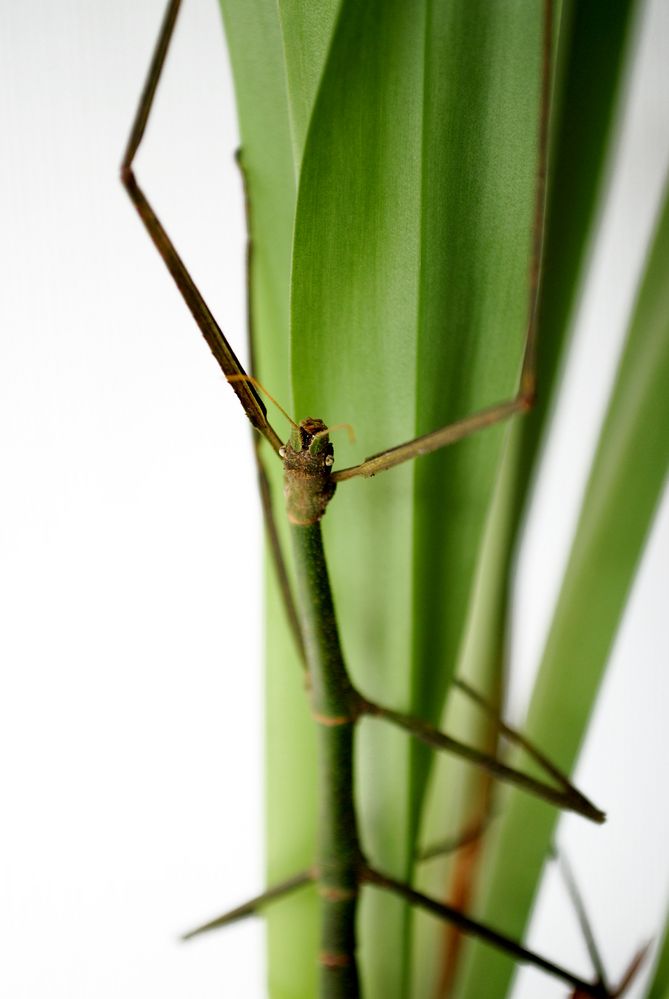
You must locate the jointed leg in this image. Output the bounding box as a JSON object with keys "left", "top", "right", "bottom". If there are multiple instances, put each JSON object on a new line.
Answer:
{"left": 120, "top": 0, "right": 282, "bottom": 454}
{"left": 180, "top": 857, "right": 618, "bottom": 999}
{"left": 416, "top": 808, "right": 496, "bottom": 863}
{"left": 356, "top": 694, "right": 603, "bottom": 823}
{"left": 252, "top": 434, "right": 308, "bottom": 667}
{"left": 361, "top": 865, "right": 609, "bottom": 999}
{"left": 181, "top": 869, "right": 313, "bottom": 941}
{"left": 234, "top": 149, "right": 307, "bottom": 668}
{"left": 124, "top": 6, "right": 617, "bottom": 999}
{"left": 122, "top": 10, "right": 311, "bottom": 946}
{"left": 553, "top": 850, "right": 649, "bottom": 998}
{"left": 332, "top": 0, "right": 553, "bottom": 484}
{"left": 453, "top": 678, "right": 589, "bottom": 803}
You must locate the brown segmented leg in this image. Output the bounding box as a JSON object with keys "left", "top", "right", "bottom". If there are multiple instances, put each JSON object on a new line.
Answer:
{"left": 120, "top": 0, "right": 282, "bottom": 454}
{"left": 333, "top": 0, "right": 553, "bottom": 484}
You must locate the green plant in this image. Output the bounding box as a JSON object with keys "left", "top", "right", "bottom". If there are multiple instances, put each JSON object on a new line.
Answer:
{"left": 123, "top": 0, "right": 669, "bottom": 995}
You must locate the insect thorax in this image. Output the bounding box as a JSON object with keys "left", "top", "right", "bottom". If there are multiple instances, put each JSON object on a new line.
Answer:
{"left": 282, "top": 418, "right": 336, "bottom": 526}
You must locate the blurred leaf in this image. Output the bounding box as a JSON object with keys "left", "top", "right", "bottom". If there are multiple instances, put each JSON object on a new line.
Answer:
{"left": 218, "top": 0, "right": 658, "bottom": 995}
{"left": 217, "top": 3, "right": 320, "bottom": 996}
{"left": 412, "top": 1, "right": 641, "bottom": 993}
{"left": 455, "top": 176, "right": 669, "bottom": 999}
{"left": 291, "top": 0, "right": 545, "bottom": 993}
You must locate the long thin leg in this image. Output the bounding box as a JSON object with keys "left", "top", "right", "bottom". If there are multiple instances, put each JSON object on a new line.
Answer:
{"left": 357, "top": 695, "right": 604, "bottom": 823}
{"left": 453, "top": 678, "right": 586, "bottom": 800}
{"left": 181, "top": 869, "right": 313, "bottom": 941}
{"left": 608, "top": 951, "right": 650, "bottom": 999}
{"left": 554, "top": 851, "right": 649, "bottom": 998}
{"left": 416, "top": 809, "right": 496, "bottom": 863}
{"left": 252, "top": 435, "right": 308, "bottom": 666}
{"left": 120, "top": 0, "right": 283, "bottom": 455}
{"left": 362, "top": 865, "right": 609, "bottom": 999}
{"left": 332, "top": 0, "right": 553, "bottom": 484}
{"left": 235, "top": 149, "right": 307, "bottom": 667}
{"left": 557, "top": 851, "right": 609, "bottom": 991}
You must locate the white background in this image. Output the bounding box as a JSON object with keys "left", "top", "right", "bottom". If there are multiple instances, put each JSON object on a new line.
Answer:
{"left": 0, "top": 1, "right": 667, "bottom": 997}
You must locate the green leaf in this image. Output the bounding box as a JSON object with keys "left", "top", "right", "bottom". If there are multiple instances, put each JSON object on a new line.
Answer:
{"left": 290, "top": 0, "right": 546, "bottom": 993}
{"left": 277, "top": 0, "right": 341, "bottom": 166}
{"left": 217, "top": 3, "right": 323, "bottom": 996}
{"left": 455, "top": 176, "right": 669, "bottom": 999}
{"left": 218, "top": 1, "right": 655, "bottom": 996}
{"left": 411, "top": 1, "right": 640, "bottom": 992}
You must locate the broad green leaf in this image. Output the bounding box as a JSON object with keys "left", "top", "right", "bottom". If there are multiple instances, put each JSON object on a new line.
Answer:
{"left": 277, "top": 0, "right": 341, "bottom": 167}
{"left": 412, "top": 1, "right": 640, "bottom": 993}
{"left": 455, "top": 177, "right": 669, "bottom": 999}
{"left": 291, "top": 1, "right": 546, "bottom": 993}
{"left": 219, "top": 1, "right": 649, "bottom": 996}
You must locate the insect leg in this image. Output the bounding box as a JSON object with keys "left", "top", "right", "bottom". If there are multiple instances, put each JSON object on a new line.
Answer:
{"left": 181, "top": 869, "right": 313, "bottom": 941}
{"left": 120, "top": 0, "right": 283, "bottom": 454}
{"left": 361, "top": 864, "right": 609, "bottom": 998}
{"left": 251, "top": 436, "right": 307, "bottom": 667}
{"left": 453, "top": 678, "right": 590, "bottom": 802}
{"left": 333, "top": 0, "right": 553, "bottom": 484}
{"left": 234, "top": 149, "right": 307, "bottom": 668}
{"left": 416, "top": 809, "right": 496, "bottom": 863}
{"left": 553, "top": 850, "right": 649, "bottom": 998}
{"left": 356, "top": 696, "right": 603, "bottom": 823}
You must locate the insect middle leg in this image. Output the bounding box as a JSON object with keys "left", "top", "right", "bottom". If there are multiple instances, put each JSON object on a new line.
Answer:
{"left": 332, "top": 1, "right": 553, "bottom": 484}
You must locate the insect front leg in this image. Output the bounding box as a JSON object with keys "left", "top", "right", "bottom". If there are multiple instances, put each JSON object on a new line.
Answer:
{"left": 120, "top": 0, "right": 282, "bottom": 454}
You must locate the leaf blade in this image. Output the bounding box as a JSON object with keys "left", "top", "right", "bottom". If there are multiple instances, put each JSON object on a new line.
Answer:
{"left": 411, "top": 2, "right": 642, "bottom": 992}
{"left": 217, "top": 3, "right": 321, "bottom": 995}
{"left": 455, "top": 175, "right": 669, "bottom": 999}
{"left": 290, "top": 0, "right": 551, "bottom": 992}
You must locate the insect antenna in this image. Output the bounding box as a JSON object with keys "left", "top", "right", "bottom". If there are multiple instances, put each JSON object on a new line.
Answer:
{"left": 226, "top": 373, "right": 298, "bottom": 432}
{"left": 312, "top": 423, "right": 357, "bottom": 445}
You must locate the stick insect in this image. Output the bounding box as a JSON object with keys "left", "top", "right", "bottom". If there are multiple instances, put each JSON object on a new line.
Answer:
{"left": 121, "top": 1, "right": 630, "bottom": 995}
